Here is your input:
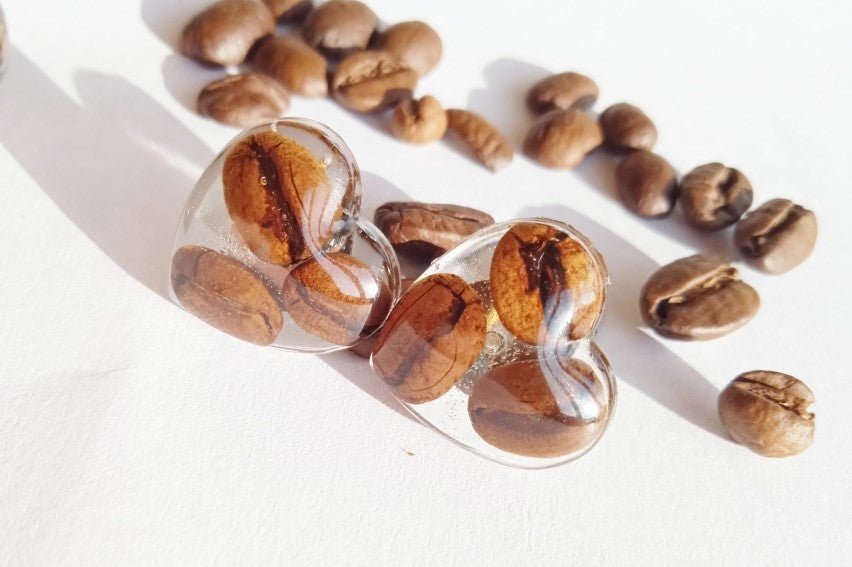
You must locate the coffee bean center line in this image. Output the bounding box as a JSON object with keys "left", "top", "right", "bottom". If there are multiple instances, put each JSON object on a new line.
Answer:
{"left": 734, "top": 377, "right": 814, "bottom": 418}
{"left": 185, "top": 278, "right": 276, "bottom": 334}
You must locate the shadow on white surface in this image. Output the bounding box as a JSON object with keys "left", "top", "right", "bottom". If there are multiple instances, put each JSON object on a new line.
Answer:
{"left": 517, "top": 205, "right": 730, "bottom": 440}
{"left": 0, "top": 48, "right": 213, "bottom": 298}
{"left": 320, "top": 350, "right": 413, "bottom": 421}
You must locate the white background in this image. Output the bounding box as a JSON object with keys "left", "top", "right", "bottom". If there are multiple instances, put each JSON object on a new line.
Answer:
{"left": 1, "top": 0, "right": 851, "bottom": 564}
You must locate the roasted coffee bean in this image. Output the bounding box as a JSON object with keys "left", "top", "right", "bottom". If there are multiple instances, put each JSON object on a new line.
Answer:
{"left": 181, "top": 0, "right": 275, "bottom": 66}
{"left": 374, "top": 21, "right": 442, "bottom": 76}
{"left": 281, "top": 252, "right": 386, "bottom": 345}
{"left": 390, "top": 96, "right": 448, "bottom": 144}
{"left": 254, "top": 36, "right": 328, "bottom": 97}
{"left": 0, "top": 7, "right": 6, "bottom": 78}
{"left": 599, "top": 102, "right": 657, "bottom": 151}
{"left": 468, "top": 357, "right": 609, "bottom": 458}
{"left": 171, "top": 246, "right": 283, "bottom": 345}
{"left": 639, "top": 254, "right": 759, "bottom": 340}
{"left": 197, "top": 73, "right": 290, "bottom": 128}
{"left": 350, "top": 278, "right": 414, "bottom": 359}
{"left": 374, "top": 201, "right": 494, "bottom": 261}
{"left": 223, "top": 130, "right": 342, "bottom": 266}
{"left": 526, "top": 72, "right": 599, "bottom": 114}
{"left": 523, "top": 109, "right": 603, "bottom": 170}
{"left": 301, "top": 0, "right": 376, "bottom": 55}
{"left": 734, "top": 199, "right": 817, "bottom": 274}
{"left": 445, "top": 109, "right": 513, "bottom": 172}
{"left": 679, "top": 163, "right": 753, "bottom": 230}
{"left": 490, "top": 222, "right": 605, "bottom": 344}
{"left": 331, "top": 51, "right": 417, "bottom": 113}
{"left": 615, "top": 150, "right": 677, "bottom": 218}
{"left": 263, "top": 0, "right": 312, "bottom": 22}
{"left": 372, "top": 273, "right": 487, "bottom": 404}
{"left": 718, "top": 370, "right": 815, "bottom": 457}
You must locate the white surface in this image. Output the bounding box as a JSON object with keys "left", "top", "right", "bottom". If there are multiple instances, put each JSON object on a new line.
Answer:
{"left": 1, "top": 0, "right": 850, "bottom": 564}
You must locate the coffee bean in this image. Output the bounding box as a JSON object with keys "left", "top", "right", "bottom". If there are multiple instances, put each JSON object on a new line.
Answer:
{"left": 390, "top": 95, "right": 448, "bottom": 143}
{"left": 223, "top": 130, "right": 343, "bottom": 266}
{"left": 331, "top": 51, "right": 417, "bottom": 113}
{"left": 263, "top": 0, "right": 312, "bottom": 22}
{"left": 171, "top": 246, "right": 283, "bottom": 345}
{"left": 526, "top": 72, "right": 599, "bottom": 114}
{"left": 374, "top": 201, "right": 494, "bottom": 261}
{"left": 254, "top": 36, "right": 328, "bottom": 97}
{"left": 615, "top": 150, "right": 677, "bottom": 218}
{"left": 639, "top": 254, "right": 759, "bottom": 340}
{"left": 197, "top": 73, "right": 290, "bottom": 128}
{"left": 523, "top": 109, "right": 603, "bottom": 170}
{"left": 374, "top": 21, "right": 442, "bottom": 76}
{"left": 281, "top": 252, "right": 387, "bottom": 345}
{"left": 181, "top": 0, "right": 275, "bottom": 67}
{"left": 0, "top": 8, "right": 6, "bottom": 78}
{"left": 445, "top": 109, "right": 513, "bottom": 172}
{"left": 468, "top": 357, "right": 610, "bottom": 458}
{"left": 718, "top": 370, "right": 815, "bottom": 457}
{"left": 679, "top": 163, "right": 753, "bottom": 230}
{"left": 301, "top": 0, "right": 377, "bottom": 56}
{"left": 350, "top": 278, "right": 414, "bottom": 359}
{"left": 490, "top": 222, "right": 605, "bottom": 344}
{"left": 372, "top": 273, "right": 487, "bottom": 404}
{"left": 599, "top": 102, "right": 657, "bottom": 151}
{"left": 734, "top": 199, "right": 817, "bottom": 274}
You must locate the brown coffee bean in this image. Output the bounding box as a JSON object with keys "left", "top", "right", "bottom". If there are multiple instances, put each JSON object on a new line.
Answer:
{"left": 599, "top": 102, "right": 657, "bottom": 151}
{"left": 523, "top": 109, "right": 603, "bottom": 170}
{"left": 301, "top": 0, "right": 377, "bottom": 55}
{"left": 263, "top": 0, "right": 312, "bottom": 22}
{"left": 374, "top": 201, "right": 494, "bottom": 261}
{"left": 374, "top": 21, "right": 442, "bottom": 76}
{"left": 526, "top": 72, "right": 599, "bottom": 114}
{"left": 445, "top": 109, "right": 513, "bottom": 172}
{"left": 171, "top": 246, "right": 283, "bottom": 345}
{"left": 390, "top": 96, "right": 448, "bottom": 144}
{"left": 331, "top": 51, "right": 417, "bottom": 113}
{"left": 718, "top": 370, "right": 815, "bottom": 457}
{"left": 350, "top": 278, "right": 414, "bottom": 359}
{"left": 468, "top": 357, "right": 609, "bottom": 458}
{"left": 639, "top": 254, "right": 760, "bottom": 340}
{"left": 181, "top": 0, "right": 275, "bottom": 66}
{"left": 253, "top": 36, "right": 328, "bottom": 97}
{"left": 281, "top": 252, "right": 386, "bottom": 345}
{"left": 734, "top": 199, "right": 817, "bottom": 274}
{"left": 490, "top": 222, "right": 605, "bottom": 344}
{"left": 223, "top": 130, "right": 342, "bottom": 266}
{"left": 372, "top": 273, "right": 487, "bottom": 404}
{"left": 679, "top": 163, "right": 753, "bottom": 230}
{"left": 615, "top": 150, "right": 677, "bottom": 218}
{"left": 197, "top": 73, "right": 290, "bottom": 128}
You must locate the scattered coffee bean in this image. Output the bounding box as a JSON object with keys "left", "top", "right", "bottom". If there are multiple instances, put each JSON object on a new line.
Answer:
{"left": 468, "top": 357, "right": 609, "bottom": 458}
{"left": 281, "top": 252, "right": 386, "bottom": 345}
{"left": 615, "top": 150, "right": 677, "bottom": 218}
{"left": 374, "top": 21, "right": 442, "bottom": 76}
{"left": 350, "top": 277, "right": 414, "bottom": 359}
{"left": 526, "top": 72, "right": 599, "bottom": 114}
{"left": 374, "top": 201, "right": 494, "bottom": 261}
{"left": 523, "top": 108, "right": 603, "bottom": 170}
{"left": 181, "top": 0, "right": 275, "bottom": 67}
{"left": 301, "top": 0, "right": 377, "bottom": 55}
{"left": 372, "top": 273, "right": 487, "bottom": 404}
{"left": 599, "top": 102, "right": 657, "bottom": 151}
{"left": 445, "top": 109, "right": 513, "bottom": 171}
{"left": 197, "top": 73, "right": 290, "bottom": 128}
{"left": 223, "top": 130, "right": 342, "bottom": 266}
{"left": 171, "top": 245, "right": 283, "bottom": 345}
{"left": 331, "top": 50, "right": 417, "bottom": 113}
{"left": 263, "top": 0, "right": 312, "bottom": 22}
{"left": 734, "top": 199, "right": 817, "bottom": 274}
{"left": 718, "top": 370, "right": 815, "bottom": 457}
{"left": 490, "top": 222, "right": 605, "bottom": 344}
{"left": 390, "top": 96, "right": 448, "bottom": 144}
{"left": 253, "top": 36, "right": 328, "bottom": 97}
{"left": 679, "top": 162, "right": 753, "bottom": 230}
{"left": 639, "top": 254, "right": 759, "bottom": 340}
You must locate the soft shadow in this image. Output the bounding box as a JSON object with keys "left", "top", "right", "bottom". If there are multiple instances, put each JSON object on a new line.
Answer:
{"left": 0, "top": 48, "right": 213, "bottom": 298}
{"left": 319, "top": 351, "right": 413, "bottom": 421}
{"left": 516, "top": 205, "right": 730, "bottom": 440}
{"left": 161, "top": 53, "right": 224, "bottom": 114}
